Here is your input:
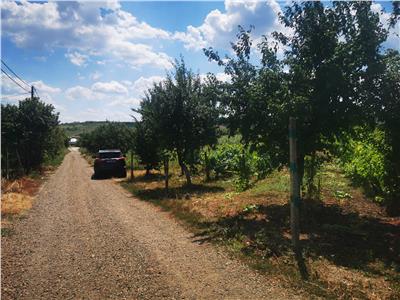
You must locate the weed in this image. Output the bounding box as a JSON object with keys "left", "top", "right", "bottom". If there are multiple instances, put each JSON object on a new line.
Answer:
{"left": 1, "top": 228, "right": 14, "bottom": 237}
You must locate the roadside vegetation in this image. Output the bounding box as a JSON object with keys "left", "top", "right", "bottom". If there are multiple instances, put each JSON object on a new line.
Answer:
{"left": 1, "top": 97, "right": 69, "bottom": 235}
{"left": 60, "top": 121, "right": 134, "bottom": 137}
{"left": 23, "top": 1, "right": 399, "bottom": 298}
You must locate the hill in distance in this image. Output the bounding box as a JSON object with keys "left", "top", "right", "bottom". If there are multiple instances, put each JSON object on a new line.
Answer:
{"left": 60, "top": 121, "right": 135, "bottom": 137}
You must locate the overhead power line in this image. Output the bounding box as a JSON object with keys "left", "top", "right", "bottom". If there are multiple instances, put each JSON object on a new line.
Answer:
{"left": 33, "top": 86, "right": 41, "bottom": 99}
{"left": 1, "top": 68, "right": 31, "bottom": 93}
{"left": 0, "top": 92, "right": 30, "bottom": 101}
{"left": 1, "top": 59, "right": 30, "bottom": 90}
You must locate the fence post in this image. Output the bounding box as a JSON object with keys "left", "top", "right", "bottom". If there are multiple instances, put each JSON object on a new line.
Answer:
{"left": 289, "top": 117, "right": 300, "bottom": 253}
{"left": 130, "top": 152, "right": 134, "bottom": 181}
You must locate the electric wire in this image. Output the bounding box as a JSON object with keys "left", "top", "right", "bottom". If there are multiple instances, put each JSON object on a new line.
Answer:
{"left": 1, "top": 68, "right": 30, "bottom": 93}
{"left": 1, "top": 59, "right": 30, "bottom": 90}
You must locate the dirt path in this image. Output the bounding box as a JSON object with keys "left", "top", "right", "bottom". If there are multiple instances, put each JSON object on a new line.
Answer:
{"left": 2, "top": 149, "right": 301, "bottom": 299}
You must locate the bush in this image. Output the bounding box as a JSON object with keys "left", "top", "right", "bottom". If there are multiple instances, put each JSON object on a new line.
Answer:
{"left": 338, "top": 127, "right": 389, "bottom": 200}
{"left": 202, "top": 136, "right": 272, "bottom": 190}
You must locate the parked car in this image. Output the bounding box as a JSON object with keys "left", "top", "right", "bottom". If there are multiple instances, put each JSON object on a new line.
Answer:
{"left": 93, "top": 149, "right": 126, "bottom": 178}
{"left": 69, "top": 137, "right": 78, "bottom": 146}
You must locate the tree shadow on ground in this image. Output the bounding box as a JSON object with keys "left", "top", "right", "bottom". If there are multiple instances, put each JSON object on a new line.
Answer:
{"left": 194, "top": 199, "right": 400, "bottom": 275}
{"left": 134, "top": 184, "right": 225, "bottom": 201}
{"left": 91, "top": 173, "right": 126, "bottom": 180}
{"left": 133, "top": 172, "right": 165, "bottom": 182}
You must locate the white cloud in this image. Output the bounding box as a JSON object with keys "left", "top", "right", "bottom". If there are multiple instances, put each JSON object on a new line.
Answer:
{"left": 108, "top": 97, "right": 141, "bottom": 107}
{"left": 174, "top": 0, "right": 285, "bottom": 51}
{"left": 30, "top": 80, "right": 61, "bottom": 94}
{"left": 65, "top": 52, "right": 88, "bottom": 66}
{"left": 1, "top": 73, "right": 29, "bottom": 96}
{"left": 199, "top": 72, "right": 231, "bottom": 83}
{"left": 92, "top": 80, "right": 128, "bottom": 94}
{"left": 130, "top": 76, "right": 164, "bottom": 97}
{"left": 1, "top": 1, "right": 173, "bottom": 69}
{"left": 64, "top": 76, "right": 163, "bottom": 108}
{"left": 65, "top": 85, "right": 97, "bottom": 100}
{"left": 89, "top": 71, "right": 102, "bottom": 81}
{"left": 1, "top": 73, "right": 62, "bottom": 107}
{"left": 371, "top": 3, "right": 400, "bottom": 50}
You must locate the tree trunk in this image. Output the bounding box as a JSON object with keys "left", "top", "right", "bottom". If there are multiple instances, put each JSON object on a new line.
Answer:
{"left": 164, "top": 158, "right": 169, "bottom": 190}
{"left": 130, "top": 152, "right": 134, "bottom": 181}
{"left": 181, "top": 163, "right": 191, "bottom": 185}
{"left": 177, "top": 152, "right": 191, "bottom": 185}
{"left": 298, "top": 154, "right": 305, "bottom": 198}
{"left": 204, "top": 150, "right": 210, "bottom": 181}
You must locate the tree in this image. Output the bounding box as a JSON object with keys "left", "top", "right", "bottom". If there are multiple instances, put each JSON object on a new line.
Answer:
{"left": 16, "top": 98, "right": 60, "bottom": 172}
{"left": 205, "top": 2, "right": 391, "bottom": 198}
{"left": 1, "top": 97, "right": 65, "bottom": 176}
{"left": 133, "top": 121, "right": 161, "bottom": 175}
{"left": 378, "top": 50, "right": 400, "bottom": 212}
{"left": 136, "top": 58, "right": 220, "bottom": 185}
{"left": 79, "top": 122, "right": 133, "bottom": 154}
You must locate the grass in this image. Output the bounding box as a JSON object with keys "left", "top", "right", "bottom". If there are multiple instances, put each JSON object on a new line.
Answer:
{"left": 44, "top": 148, "right": 69, "bottom": 168}
{"left": 120, "top": 162, "right": 400, "bottom": 299}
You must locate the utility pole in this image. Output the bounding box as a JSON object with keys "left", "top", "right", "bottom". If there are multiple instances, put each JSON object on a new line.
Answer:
{"left": 289, "top": 117, "right": 300, "bottom": 253}
{"left": 31, "top": 86, "right": 34, "bottom": 100}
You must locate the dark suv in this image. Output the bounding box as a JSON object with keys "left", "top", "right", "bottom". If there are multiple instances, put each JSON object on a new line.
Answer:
{"left": 93, "top": 149, "right": 126, "bottom": 178}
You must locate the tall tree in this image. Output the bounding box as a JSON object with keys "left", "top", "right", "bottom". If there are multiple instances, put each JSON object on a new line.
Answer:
{"left": 205, "top": 1, "right": 390, "bottom": 198}
{"left": 136, "top": 58, "right": 220, "bottom": 185}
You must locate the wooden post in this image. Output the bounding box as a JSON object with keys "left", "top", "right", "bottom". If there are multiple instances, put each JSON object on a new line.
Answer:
{"left": 130, "top": 152, "right": 134, "bottom": 181}
{"left": 164, "top": 157, "right": 169, "bottom": 190}
{"left": 289, "top": 117, "right": 300, "bottom": 253}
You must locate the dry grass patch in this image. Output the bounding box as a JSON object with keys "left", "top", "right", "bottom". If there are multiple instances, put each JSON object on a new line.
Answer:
{"left": 2, "top": 193, "right": 33, "bottom": 215}
{"left": 1, "top": 177, "right": 42, "bottom": 235}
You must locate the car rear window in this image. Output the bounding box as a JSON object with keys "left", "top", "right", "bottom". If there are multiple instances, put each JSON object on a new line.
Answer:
{"left": 99, "top": 152, "right": 122, "bottom": 159}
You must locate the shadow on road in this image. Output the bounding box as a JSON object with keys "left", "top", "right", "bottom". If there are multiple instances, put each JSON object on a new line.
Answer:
{"left": 91, "top": 173, "right": 126, "bottom": 180}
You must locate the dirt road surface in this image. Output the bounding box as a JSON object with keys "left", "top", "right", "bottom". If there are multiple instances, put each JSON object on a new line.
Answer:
{"left": 2, "top": 149, "right": 301, "bottom": 299}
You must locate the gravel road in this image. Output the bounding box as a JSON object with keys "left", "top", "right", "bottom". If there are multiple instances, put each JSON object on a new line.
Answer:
{"left": 2, "top": 149, "right": 301, "bottom": 299}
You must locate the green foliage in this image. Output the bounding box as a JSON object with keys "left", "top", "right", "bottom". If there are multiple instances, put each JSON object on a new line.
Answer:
{"left": 78, "top": 122, "right": 133, "bottom": 154}
{"left": 233, "top": 148, "right": 252, "bottom": 191}
{"left": 204, "top": 1, "right": 396, "bottom": 204}
{"left": 1, "top": 98, "right": 66, "bottom": 177}
{"left": 337, "top": 127, "right": 389, "bottom": 199}
{"left": 242, "top": 204, "right": 260, "bottom": 214}
{"left": 202, "top": 136, "right": 272, "bottom": 191}
{"left": 60, "top": 121, "right": 134, "bottom": 137}
{"left": 135, "top": 57, "right": 220, "bottom": 185}
{"left": 334, "top": 190, "right": 352, "bottom": 200}
{"left": 133, "top": 121, "right": 160, "bottom": 173}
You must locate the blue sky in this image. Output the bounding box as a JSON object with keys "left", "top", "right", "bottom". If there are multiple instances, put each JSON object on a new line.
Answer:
{"left": 1, "top": 1, "right": 398, "bottom": 123}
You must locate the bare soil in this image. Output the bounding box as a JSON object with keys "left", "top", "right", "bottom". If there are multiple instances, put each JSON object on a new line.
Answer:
{"left": 1, "top": 148, "right": 300, "bottom": 299}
